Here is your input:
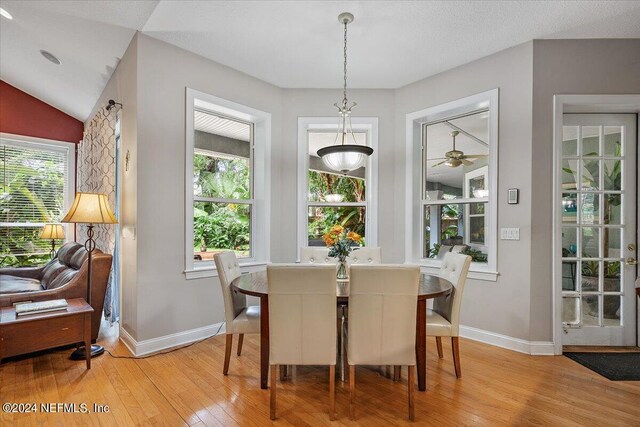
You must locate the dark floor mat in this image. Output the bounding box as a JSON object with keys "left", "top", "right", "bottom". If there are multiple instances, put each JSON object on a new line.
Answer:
{"left": 564, "top": 352, "right": 640, "bottom": 381}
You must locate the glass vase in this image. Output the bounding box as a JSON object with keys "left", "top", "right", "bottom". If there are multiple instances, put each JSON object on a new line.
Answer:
{"left": 337, "top": 260, "right": 348, "bottom": 280}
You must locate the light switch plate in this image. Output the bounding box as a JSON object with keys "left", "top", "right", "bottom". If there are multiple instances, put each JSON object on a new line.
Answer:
{"left": 500, "top": 227, "right": 520, "bottom": 240}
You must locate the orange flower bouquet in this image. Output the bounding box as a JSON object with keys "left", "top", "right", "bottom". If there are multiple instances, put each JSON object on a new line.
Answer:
{"left": 322, "top": 225, "right": 363, "bottom": 279}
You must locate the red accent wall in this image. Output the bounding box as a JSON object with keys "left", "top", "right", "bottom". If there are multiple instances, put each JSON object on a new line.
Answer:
{"left": 0, "top": 80, "right": 83, "bottom": 143}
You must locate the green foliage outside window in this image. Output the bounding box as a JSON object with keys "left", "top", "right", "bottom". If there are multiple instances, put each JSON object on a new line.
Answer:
{"left": 1, "top": 145, "right": 65, "bottom": 267}
{"left": 307, "top": 170, "right": 366, "bottom": 243}
{"left": 193, "top": 154, "right": 251, "bottom": 256}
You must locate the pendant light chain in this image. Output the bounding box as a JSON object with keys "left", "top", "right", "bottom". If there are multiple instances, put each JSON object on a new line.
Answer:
{"left": 342, "top": 19, "right": 348, "bottom": 106}
{"left": 317, "top": 12, "right": 373, "bottom": 174}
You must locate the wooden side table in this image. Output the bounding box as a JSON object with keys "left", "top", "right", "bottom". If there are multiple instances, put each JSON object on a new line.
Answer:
{"left": 0, "top": 298, "right": 93, "bottom": 369}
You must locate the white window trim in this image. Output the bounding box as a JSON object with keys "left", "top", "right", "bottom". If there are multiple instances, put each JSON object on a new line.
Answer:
{"left": 404, "top": 89, "right": 499, "bottom": 281}
{"left": 296, "top": 117, "right": 378, "bottom": 259}
{"left": 0, "top": 132, "right": 76, "bottom": 245}
{"left": 184, "top": 88, "right": 271, "bottom": 279}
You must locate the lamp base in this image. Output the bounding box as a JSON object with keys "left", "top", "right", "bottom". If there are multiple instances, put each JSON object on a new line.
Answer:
{"left": 70, "top": 344, "right": 104, "bottom": 360}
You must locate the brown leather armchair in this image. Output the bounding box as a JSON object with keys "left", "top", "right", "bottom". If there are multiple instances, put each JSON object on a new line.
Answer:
{"left": 0, "top": 242, "right": 113, "bottom": 341}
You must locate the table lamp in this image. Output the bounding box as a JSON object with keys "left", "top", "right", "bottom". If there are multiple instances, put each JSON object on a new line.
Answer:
{"left": 61, "top": 192, "right": 117, "bottom": 360}
{"left": 40, "top": 224, "right": 65, "bottom": 258}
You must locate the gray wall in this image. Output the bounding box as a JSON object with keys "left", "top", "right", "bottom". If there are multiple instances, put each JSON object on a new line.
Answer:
{"left": 133, "top": 34, "right": 282, "bottom": 341}
{"left": 530, "top": 39, "right": 640, "bottom": 341}
{"left": 85, "top": 35, "right": 139, "bottom": 339}
{"left": 395, "top": 42, "right": 535, "bottom": 341}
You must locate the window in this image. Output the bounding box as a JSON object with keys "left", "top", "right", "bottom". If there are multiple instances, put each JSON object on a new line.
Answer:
{"left": 1, "top": 135, "right": 75, "bottom": 267}
{"left": 405, "top": 89, "right": 498, "bottom": 280}
{"left": 422, "top": 111, "right": 489, "bottom": 261}
{"left": 297, "top": 118, "right": 378, "bottom": 254}
{"left": 185, "top": 89, "right": 270, "bottom": 278}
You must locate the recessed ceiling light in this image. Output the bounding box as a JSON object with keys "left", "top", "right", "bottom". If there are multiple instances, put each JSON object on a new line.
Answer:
{"left": 40, "top": 50, "right": 61, "bottom": 65}
{"left": 0, "top": 7, "right": 13, "bottom": 20}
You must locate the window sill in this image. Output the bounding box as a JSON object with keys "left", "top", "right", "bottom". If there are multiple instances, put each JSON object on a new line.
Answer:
{"left": 416, "top": 260, "right": 499, "bottom": 282}
{"left": 184, "top": 261, "right": 267, "bottom": 280}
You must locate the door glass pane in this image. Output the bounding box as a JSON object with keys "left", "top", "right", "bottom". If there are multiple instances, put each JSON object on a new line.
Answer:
{"left": 562, "top": 260, "right": 578, "bottom": 291}
{"left": 581, "top": 227, "right": 599, "bottom": 258}
{"left": 562, "top": 296, "right": 580, "bottom": 324}
{"left": 562, "top": 228, "right": 577, "bottom": 257}
{"left": 603, "top": 296, "right": 621, "bottom": 326}
{"left": 603, "top": 261, "right": 621, "bottom": 292}
{"left": 581, "top": 261, "right": 600, "bottom": 291}
{"left": 581, "top": 159, "right": 600, "bottom": 190}
{"left": 580, "top": 193, "right": 599, "bottom": 224}
{"left": 581, "top": 126, "right": 600, "bottom": 156}
{"left": 603, "top": 126, "right": 622, "bottom": 157}
{"left": 603, "top": 159, "right": 621, "bottom": 191}
{"left": 604, "top": 227, "right": 622, "bottom": 259}
{"left": 581, "top": 295, "right": 599, "bottom": 326}
{"left": 562, "top": 126, "right": 578, "bottom": 156}
{"left": 603, "top": 194, "right": 621, "bottom": 225}
{"left": 562, "top": 159, "right": 578, "bottom": 191}
{"left": 562, "top": 193, "right": 577, "bottom": 223}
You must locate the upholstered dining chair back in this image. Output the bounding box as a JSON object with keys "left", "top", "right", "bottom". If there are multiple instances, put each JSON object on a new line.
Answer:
{"left": 434, "top": 253, "right": 472, "bottom": 336}
{"left": 214, "top": 251, "right": 247, "bottom": 333}
{"left": 348, "top": 264, "right": 420, "bottom": 366}
{"left": 347, "top": 247, "right": 381, "bottom": 264}
{"left": 299, "top": 247, "right": 332, "bottom": 264}
{"left": 267, "top": 264, "right": 337, "bottom": 366}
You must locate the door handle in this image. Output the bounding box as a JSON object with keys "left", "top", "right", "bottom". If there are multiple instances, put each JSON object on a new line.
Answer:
{"left": 626, "top": 257, "right": 638, "bottom": 265}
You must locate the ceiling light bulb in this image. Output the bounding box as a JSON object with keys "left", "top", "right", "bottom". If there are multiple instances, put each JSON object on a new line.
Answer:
{"left": 0, "top": 7, "right": 13, "bottom": 20}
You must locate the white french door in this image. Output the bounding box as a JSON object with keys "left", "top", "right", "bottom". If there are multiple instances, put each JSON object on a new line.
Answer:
{"left": 560, "top": 114, "right": 637, "bottom": 346}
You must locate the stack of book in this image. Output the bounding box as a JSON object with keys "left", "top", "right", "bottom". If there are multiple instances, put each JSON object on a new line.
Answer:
{"left": 15, "top": 299, "right": 68, "bottom": 316}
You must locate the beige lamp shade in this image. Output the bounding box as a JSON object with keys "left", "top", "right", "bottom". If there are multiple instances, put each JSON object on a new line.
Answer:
{"left": 40, "top": 224, "right": 65, "bottom": 240}
{"left": 61, "top": 192, "right": 118, "bottom": 224}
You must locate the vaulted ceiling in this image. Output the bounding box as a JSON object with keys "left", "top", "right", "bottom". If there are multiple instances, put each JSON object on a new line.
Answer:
{"left": 2, "top": 1, "right": 639, "bottom": 121}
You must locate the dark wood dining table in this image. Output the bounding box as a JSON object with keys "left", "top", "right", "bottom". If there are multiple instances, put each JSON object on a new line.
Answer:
{"left": 231, "top": 270, "right": 452, "bottom": 392}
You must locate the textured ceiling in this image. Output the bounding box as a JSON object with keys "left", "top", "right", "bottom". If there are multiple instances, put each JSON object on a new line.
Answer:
{"left": 1, "top": 1, "right": 639, "bottom": 121}
{"left": 0, "top": 0, "right": 158, "bottom": 121}
{"left": 143, "top": 1, "right": 640, "bottom": 89}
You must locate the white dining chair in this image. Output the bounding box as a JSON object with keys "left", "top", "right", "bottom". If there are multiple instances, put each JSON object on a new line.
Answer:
{"left": 267, "top": 264, "right": 337, "bottom": 420}
{"left": 347, "top": 264, "right": 420, "bottom": 421}
{"left": 213, "top": 251, "right": 260, "bottom": 376}
{"left": 347, "top": 247, "right": 381, "bottom": 264}
{"left": 427, "top": 252, "right": 472, "bottom": 378}
{"left": 299, "top": 247, "right": 332, "bottom": 264}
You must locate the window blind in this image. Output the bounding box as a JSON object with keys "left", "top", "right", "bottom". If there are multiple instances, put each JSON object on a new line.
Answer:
{"left": 1, "top": 141, "right": 70, "bottom": 265}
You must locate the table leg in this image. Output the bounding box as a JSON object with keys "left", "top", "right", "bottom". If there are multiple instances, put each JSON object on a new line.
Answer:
{"left": 340, "top": 306, "right": 347, "bottom": 382}
{"left": 416, "top": 299, "right": 426, "bottom": 391}
{"left": 260, "top": 295, "right": 270, "bottom": 390}
{"left": 84, "top": 313, "right": 91, "bottom": 370}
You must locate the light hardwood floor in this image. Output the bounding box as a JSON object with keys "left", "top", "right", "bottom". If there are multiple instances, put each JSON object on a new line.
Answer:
{"left": 1, "top": 325, "right": 639, "bottom": 426}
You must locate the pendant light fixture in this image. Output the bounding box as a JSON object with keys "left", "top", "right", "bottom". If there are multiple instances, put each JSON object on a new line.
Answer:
{"left": 317, "top": 12, "right": 373, "bottom": 174}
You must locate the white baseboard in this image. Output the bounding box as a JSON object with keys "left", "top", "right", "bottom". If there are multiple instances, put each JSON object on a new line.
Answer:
{"left": 119, "top": 322, "right": 226, "bottom": 357}
{"left": 117, "top": 322, "right": 553, "bottom": 357}
{"left": 460, "top": 325, "right": 555, "bottom": 355}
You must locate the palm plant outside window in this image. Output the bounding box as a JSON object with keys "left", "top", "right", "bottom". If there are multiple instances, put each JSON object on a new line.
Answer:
{"left": 192, "top": 111, "right": 253, "bottom": 260}
{"left": 1, "top": 138, "right": 72, "bottom": 267}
